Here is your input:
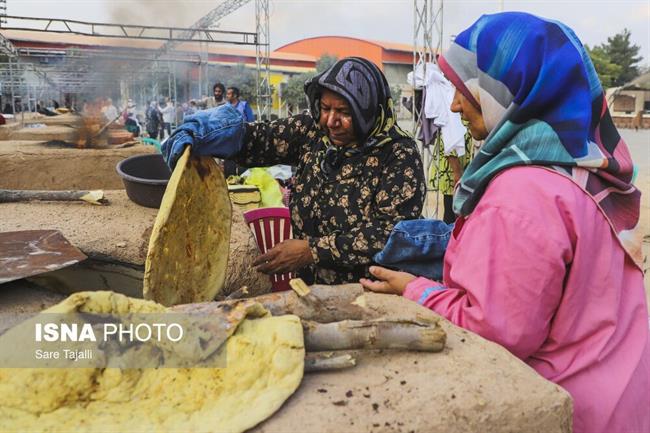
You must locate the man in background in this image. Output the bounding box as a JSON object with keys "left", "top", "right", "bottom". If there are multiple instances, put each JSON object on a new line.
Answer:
{"left": 146, "top": 101, "right": 162, "bottom": 140}
{"left": 226, "top": 86, "right": 255, "bottom": 122}
{"left": 212, "top": 83, "right": 227, "bottom": 108}
{"left": 102, "top": 98, "right": 118, "bottom": 122}
{"left": 160, "top": 97, "right": 175, "bottom": 138}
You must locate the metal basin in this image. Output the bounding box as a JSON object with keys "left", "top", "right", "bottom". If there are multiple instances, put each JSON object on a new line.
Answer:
{"left": 116, "top": 153, "right": 171, "bottom": 208}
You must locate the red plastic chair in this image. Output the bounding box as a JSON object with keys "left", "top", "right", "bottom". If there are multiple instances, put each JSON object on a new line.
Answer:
{"left": 243, "top": 207, "right": 293, "bottom": 292}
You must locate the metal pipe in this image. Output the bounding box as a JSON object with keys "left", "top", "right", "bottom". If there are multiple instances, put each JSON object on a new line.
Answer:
{"left": 9, "top": 57, "right": 15, "bottom": 115}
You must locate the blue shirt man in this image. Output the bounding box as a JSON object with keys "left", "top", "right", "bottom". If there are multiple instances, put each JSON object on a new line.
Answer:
{"left": 226, "top": 86, "right": 255, "bottom": 122}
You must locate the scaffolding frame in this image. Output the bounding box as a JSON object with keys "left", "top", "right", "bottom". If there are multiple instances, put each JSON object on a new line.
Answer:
{"left": 412, "top": 0, "right": 444, "bottom": 218}
{"left": 151, "top": 0, "right": 255, "bottom": 61}
{"left": 0, "top": 0, "right": 271, "bottom": 115}
{"left": 125, "top": 0, "right": 271, "bottom": 116}
{"left": 255, "top": 0, "right": 271, "bottom": 120}
{"left": 0, "top": 11, "right": 61, "bottom": 115}
{"left": 0, "top": 62, "right": 61, "bottom": 113}
{"left": 1, "top": 15, "right": 257, "bottom": 45}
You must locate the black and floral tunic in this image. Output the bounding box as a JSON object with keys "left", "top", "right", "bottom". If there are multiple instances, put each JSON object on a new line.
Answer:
{"left": 233, "top": 114, "right": 426, "bottom": 285}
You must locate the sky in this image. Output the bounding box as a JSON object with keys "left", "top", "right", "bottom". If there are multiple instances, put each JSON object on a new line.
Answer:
{"left": 7, "top": 0, "right": 650, "bottom": 67}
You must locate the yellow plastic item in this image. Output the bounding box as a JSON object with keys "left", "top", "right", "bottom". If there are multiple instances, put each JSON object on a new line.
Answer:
{"left": 243, "top": 168, "right": 283, "bottom": 208}
{"left": 228, "top": 184, "right": 262, "bottom": 211}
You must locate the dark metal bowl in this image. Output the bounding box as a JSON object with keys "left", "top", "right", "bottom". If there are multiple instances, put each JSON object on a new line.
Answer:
{"left": 116, "top": 153, "right": 171, "bottom": 208}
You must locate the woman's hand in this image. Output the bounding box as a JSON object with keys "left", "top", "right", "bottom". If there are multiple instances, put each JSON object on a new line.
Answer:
{"left": 359, "top": 266, "right": 417, "bottom": 295}
{"left": 253, "top": 239, "right": 314, "bottom": 274}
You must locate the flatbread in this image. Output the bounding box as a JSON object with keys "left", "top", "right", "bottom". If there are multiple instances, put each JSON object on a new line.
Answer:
{"left": 0, "top": 291, "right": 305, "bottom": 433}
{"left": 144, "top": 147, "right": 232, "bottom": 306}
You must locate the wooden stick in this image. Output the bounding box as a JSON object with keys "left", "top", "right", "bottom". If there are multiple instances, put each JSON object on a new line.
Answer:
{"left": 224, "top": 285, "right": 250, "bottom": 300}
{"left": 303, "top": 319, "right": 446, "bottom": 352}
{"left": 173, "top": 284, "right": 371, "bottom": 323}
{"left": 92, "top": 112, "right": 123, "bottom": 139}
{"left": 304, "top": 352, "right": 357, "bottom": 372}
{"left": 0, "top": 189, "right": 108, "bottom": 205}
{"left": 173, "top": 290, "right": 447, "bottom": 353}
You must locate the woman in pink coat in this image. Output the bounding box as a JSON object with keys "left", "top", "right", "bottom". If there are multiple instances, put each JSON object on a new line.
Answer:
{"left": 361, "top": 12, "right": 649, "bottom": 433}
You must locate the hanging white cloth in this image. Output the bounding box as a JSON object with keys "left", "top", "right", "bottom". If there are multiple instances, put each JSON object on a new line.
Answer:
{"left": 408, "top": 62, "right": 467, "bottom": 156}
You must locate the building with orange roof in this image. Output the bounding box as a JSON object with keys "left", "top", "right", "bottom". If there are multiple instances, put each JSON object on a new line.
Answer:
{"left": 276, "top": 36, "right": 417, "bottom": 86}
{"left": 3, "top": 29, "right": 317, "bottom": 73}
{"left": 1, "top": 29, "right": 317, "bottom": 112}
{"left": 0, "top": 30, "right": 418, "bottom": 116}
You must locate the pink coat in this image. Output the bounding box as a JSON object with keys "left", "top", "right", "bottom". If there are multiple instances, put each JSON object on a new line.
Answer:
{"left": 404, "top": 166, "right": 650, "bottom": 433}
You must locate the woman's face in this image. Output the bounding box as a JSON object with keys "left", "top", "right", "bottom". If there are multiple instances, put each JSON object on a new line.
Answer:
{"left": 319, "top": 89, "right": 356, "bottom": 147}
{"left": 450, "top": 89, "right": 488, "bottom": 140}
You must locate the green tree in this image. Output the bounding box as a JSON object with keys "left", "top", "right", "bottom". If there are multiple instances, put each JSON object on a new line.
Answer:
{"left": 604, "top": 29, "right": 642, "bottom": 86}
{"left": 315, "top": 54, "right": 338, "bottom": 73}
{"left": 282, "top": 72, "right": 311, "bottom": 109}
{"left": 586, "top": 44, "right": 622, "bottom": 88}
{"left": 226, "top": 63, "right": 257, "bottom": 101}
{"left": 282, "top": 54, "right": 340, "bottom": 109}
{"left": 390, "top": 84, "right": 403, "bottom": 103}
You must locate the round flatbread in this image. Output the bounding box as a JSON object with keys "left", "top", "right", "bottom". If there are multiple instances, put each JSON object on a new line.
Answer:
{"left": 0, "top": 291, "right": 305, "bottom": 433}
{"left": 144, "top": 147, "right": 231, "bottom": 306}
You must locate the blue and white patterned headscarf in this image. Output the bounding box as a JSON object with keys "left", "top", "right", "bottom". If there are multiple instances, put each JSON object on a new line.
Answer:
{"left": 439, "top": 12, "right": 642, "bottom": 266}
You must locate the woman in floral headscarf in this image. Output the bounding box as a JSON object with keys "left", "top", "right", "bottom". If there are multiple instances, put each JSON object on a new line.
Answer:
{"left": 361, "top": 12, "right": 649, "bottom": 433}
{"left": 163, "top": 57, "right": 426, "bottom": 285}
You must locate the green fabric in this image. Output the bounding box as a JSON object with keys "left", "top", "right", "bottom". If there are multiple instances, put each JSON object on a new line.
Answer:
{"left": 141, "top": 137, "right": 162, "bottom": 153}
{"left": 429, "top": 130, "right": 474, "bottom": 195}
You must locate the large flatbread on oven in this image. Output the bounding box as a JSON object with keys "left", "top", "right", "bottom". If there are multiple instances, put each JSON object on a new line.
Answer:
{"left": 0, "top": 291, "right": 305, "bottom": 433}
{"left": 144, "top": 147, "right": 231, "bottom": 306}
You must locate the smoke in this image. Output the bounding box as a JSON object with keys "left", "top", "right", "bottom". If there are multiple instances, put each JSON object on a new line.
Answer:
{"left": 107, "top": 0, "right": 237, "bottom": 28}
{"left": 109, "top": 1, "right": 195, "bottom": 27}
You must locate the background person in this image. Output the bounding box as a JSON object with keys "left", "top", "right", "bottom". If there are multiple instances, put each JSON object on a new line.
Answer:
{"left": 226, "top": 86, "right": 255, "bottom": 122}
{"left": 101, "top": 98, "right": 118, "bottom": 122}
{"left": 145, "top": 101, "right": 162, "bottom": 140}
{"left": 160, "top": 97, "right": 175, "bottom": 138}
{"left": 212, "top": 82, "right": 227, "bottom": 108}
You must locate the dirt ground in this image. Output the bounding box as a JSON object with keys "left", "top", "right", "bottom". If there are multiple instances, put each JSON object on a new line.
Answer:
{"left": 251, "top": 291, "right": 572, "bottom": 433}
{"left": 0, "top": 191, "right": 158, "bottom": 265}
{"left": 0, "top": 190, "right": 270, "bottom": 296}
{"left": 0, "top": 140, "right": 155, "bottom": 190}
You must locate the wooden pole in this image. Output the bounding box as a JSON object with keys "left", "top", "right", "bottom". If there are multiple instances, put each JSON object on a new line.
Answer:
{"left": 303, "top": 319, "right": 446, "bottom": 353}
{"left": 0, "top": 189, "right": 107, "bottom": 205}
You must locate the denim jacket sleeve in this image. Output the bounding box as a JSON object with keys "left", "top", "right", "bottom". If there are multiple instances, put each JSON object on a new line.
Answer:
{"left": 233, "top": 114, "right": 318, "bottom": 168}
{"left": 162, "top": 104, "right": 245, "bottom": 169}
